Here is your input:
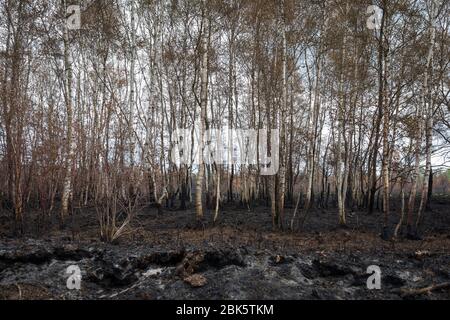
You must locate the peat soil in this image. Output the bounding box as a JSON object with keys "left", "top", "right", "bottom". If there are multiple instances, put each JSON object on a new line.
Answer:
{"left": 0, "top": 198, "right": 449, "bottom": 300}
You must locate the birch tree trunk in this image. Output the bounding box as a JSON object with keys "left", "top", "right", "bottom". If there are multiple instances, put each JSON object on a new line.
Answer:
{"left": 407, "top": 119, "right": 421, "bottom": 235}
{"left": 394, "top": 177, "right": 406, "bottom": 238}
{"left": 416, "top": 1, "right": 438, "bottom": 228}
{"left": 61, "top": 0, "right": 75, "bottom": 224}
{"left": 276, "top": 0, "right": 288, "bottom": 229}
{"left": 381, "top": 21, "right": 390, "bottom": 237}
{"left": 336, "top": 9, "right": 348, "bottom": 226}
{"left": 305, "top": 58, "right": 321, "bottom": 211}
{"left": 369, "top": 3, "right": 386, "bottom": 214}
{"left": 128, "top": 0, "right": 136, "bottom": 166}
{"left": 195, "top": 6, "right": 209, "bottom": 221}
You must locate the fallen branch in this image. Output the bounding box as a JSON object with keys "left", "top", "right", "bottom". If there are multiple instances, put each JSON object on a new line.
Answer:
{"left": 398, "top": 282, "right": 450, "bottom": 297}
{"left": 100, "top": 268, "right": 164, "bottom": 299}
{"left": 15, "top": 284, "right": 22, "bottom": 300}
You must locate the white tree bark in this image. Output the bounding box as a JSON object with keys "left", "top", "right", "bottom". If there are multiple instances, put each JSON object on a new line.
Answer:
{"left": 416, "top": 1, "right": 438, "bottom": 227}
{"left": 61, "top": 0, "right": 75, "bottom": 222}
{"left": 195, "top": 5, "right": 209, "bottom": 221}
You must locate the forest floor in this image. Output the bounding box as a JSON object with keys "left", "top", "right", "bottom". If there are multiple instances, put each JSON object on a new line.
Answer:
{"left": 0, "top": 196, "right": 449, "bottom": 300}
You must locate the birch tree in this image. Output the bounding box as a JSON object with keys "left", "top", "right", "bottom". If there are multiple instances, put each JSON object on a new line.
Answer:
{"left": 61, "top": 0, "right": 76, "bottom": 224}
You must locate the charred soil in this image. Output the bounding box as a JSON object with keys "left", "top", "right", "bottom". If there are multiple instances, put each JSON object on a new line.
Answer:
{"left": 0, "top": 198, "right": 449, "bottom": 300}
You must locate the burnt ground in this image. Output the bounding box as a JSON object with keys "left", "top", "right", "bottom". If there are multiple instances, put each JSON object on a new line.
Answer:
{"left": 0, "top": 197, "right": 449, "bottom": 300}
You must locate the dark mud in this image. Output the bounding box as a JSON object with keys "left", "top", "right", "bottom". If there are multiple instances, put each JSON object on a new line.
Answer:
{"left": 0, "top": 201, "right": 449, "bottom": 300}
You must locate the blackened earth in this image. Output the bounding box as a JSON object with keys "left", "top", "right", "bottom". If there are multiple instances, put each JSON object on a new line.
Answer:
{"left": 0, "top": 199, "right": 449, "bottom": 300}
